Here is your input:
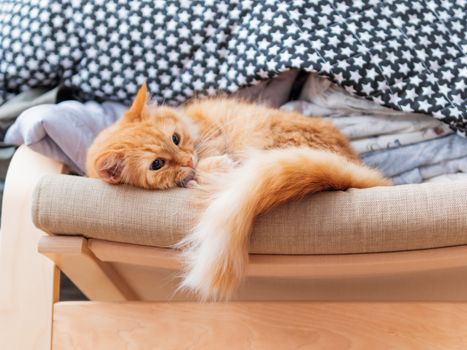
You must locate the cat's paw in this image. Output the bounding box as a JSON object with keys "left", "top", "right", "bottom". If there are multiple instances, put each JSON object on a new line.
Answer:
{"left": 185, "top": 180, "right": 199, "bottom": 189}
{"left": 193, "top": 155, "right": 238, "bottom": 186}
{"left": 196, "top": 155, "right": 237, "bottom": 174}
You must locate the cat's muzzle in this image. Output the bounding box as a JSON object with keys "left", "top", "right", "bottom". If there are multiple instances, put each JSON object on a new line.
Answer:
{"left": 176, "top": 170, "right": 195, "bottom": 188}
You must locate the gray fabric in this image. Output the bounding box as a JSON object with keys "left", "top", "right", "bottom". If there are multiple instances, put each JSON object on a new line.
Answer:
{"left": 282, "top": 76, "right": 454, "bottom": 152}
{"left": 0, "top": 88, "right": 58, "bottom": 128}
{"left": 283, "top": 102, "right": 454, "bottom": 156}
{"left": 421, "top": 158, "right": 467, "bottom": 180}
{"left": 232, "top": 70, "right": 299, "bottom": 107}
{"left": 391, "top": 168, "right": 424, "bottom": 185}
{"left": 392, "top": 158, "right": 467, "bottom": 185}
{"left": 282, "top": 79, "right": 467, "bottom": 185}
{"left": 427, "top": 173, "right": 467, "bottom": 183}
{"left": 0, "top": 88, "right": 56, "bottom": 116}
{"left": 361, "top": 135, "right": 467, "bottom": 181}
{"left": 5, "top": 100, "right": 126, "bottom": 174}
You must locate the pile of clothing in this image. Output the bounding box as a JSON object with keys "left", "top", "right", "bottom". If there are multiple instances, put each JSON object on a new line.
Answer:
{"left": 4, "top": 73, "right": 467, "bottom": 185}
{"left": 282, "top": 75, "right": 467, "bottom": 184}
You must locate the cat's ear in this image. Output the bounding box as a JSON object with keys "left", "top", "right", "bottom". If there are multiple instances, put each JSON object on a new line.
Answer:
{"left": 123, "top": 82, "right": 148, "bottom": 123}
{"left": 95, "top": 151, "right": 125, "bottom": 184}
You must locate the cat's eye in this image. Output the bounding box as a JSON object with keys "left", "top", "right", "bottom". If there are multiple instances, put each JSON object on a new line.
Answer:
{"left": 150, "top": 158, "right": 165, "bottom": 171}
{"left": 172, "top": 133, "right": 180, "bottom": 145}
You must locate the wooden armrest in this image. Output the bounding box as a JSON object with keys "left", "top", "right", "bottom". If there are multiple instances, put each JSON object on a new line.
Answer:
{"left": 0, "top": 146, "right": 64, "bottom": 350}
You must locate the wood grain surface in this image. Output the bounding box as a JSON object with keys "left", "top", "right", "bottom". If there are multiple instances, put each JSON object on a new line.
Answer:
{"left": 0, "top": 146, "right": 64, "bottom": 350}
{"left": 53, "top": 301, "right": 467, "bottom": 349}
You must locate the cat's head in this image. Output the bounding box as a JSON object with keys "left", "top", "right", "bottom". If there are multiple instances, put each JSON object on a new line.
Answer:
{"left": 86, "top": 83, "right": 198, "bottom": 189}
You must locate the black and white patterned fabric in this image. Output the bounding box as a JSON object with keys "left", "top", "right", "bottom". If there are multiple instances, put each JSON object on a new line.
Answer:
{"left": 1, "top": 0, "right": 466, "bottom": 134}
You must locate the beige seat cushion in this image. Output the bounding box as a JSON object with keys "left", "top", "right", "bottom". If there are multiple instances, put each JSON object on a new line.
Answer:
{"left": 32, "top": 174, "right": 467, "bottom": 255}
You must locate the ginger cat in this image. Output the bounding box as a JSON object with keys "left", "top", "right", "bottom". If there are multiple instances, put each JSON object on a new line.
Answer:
{"left": 87, "top": 83, "right": 390, "bottom": 300}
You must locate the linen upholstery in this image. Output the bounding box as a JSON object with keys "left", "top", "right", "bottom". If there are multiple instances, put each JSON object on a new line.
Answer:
{"left": 32, "top": 174, "right": 467, "bottom": 255}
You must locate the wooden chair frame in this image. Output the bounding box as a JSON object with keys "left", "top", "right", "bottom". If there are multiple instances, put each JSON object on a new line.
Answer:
{"left": 2, "top": 146, "right": 467, "bottom": 349}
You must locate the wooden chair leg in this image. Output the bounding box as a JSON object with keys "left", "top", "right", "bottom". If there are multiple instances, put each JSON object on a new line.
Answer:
{"left": 0, "top": 146, "right": 64, "bottom": 350}
{"left": 38, "top": 236, "right": 138, "bottom": 301}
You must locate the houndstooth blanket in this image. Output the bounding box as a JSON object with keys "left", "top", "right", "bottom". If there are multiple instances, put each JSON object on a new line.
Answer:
{"left": 1, "top": 0, "right": 466, "bottom": 134}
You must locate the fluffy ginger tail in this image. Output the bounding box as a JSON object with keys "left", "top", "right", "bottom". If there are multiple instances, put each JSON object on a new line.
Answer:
{"left": 177, "top": 147, "right": 390, "bottom": 301}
